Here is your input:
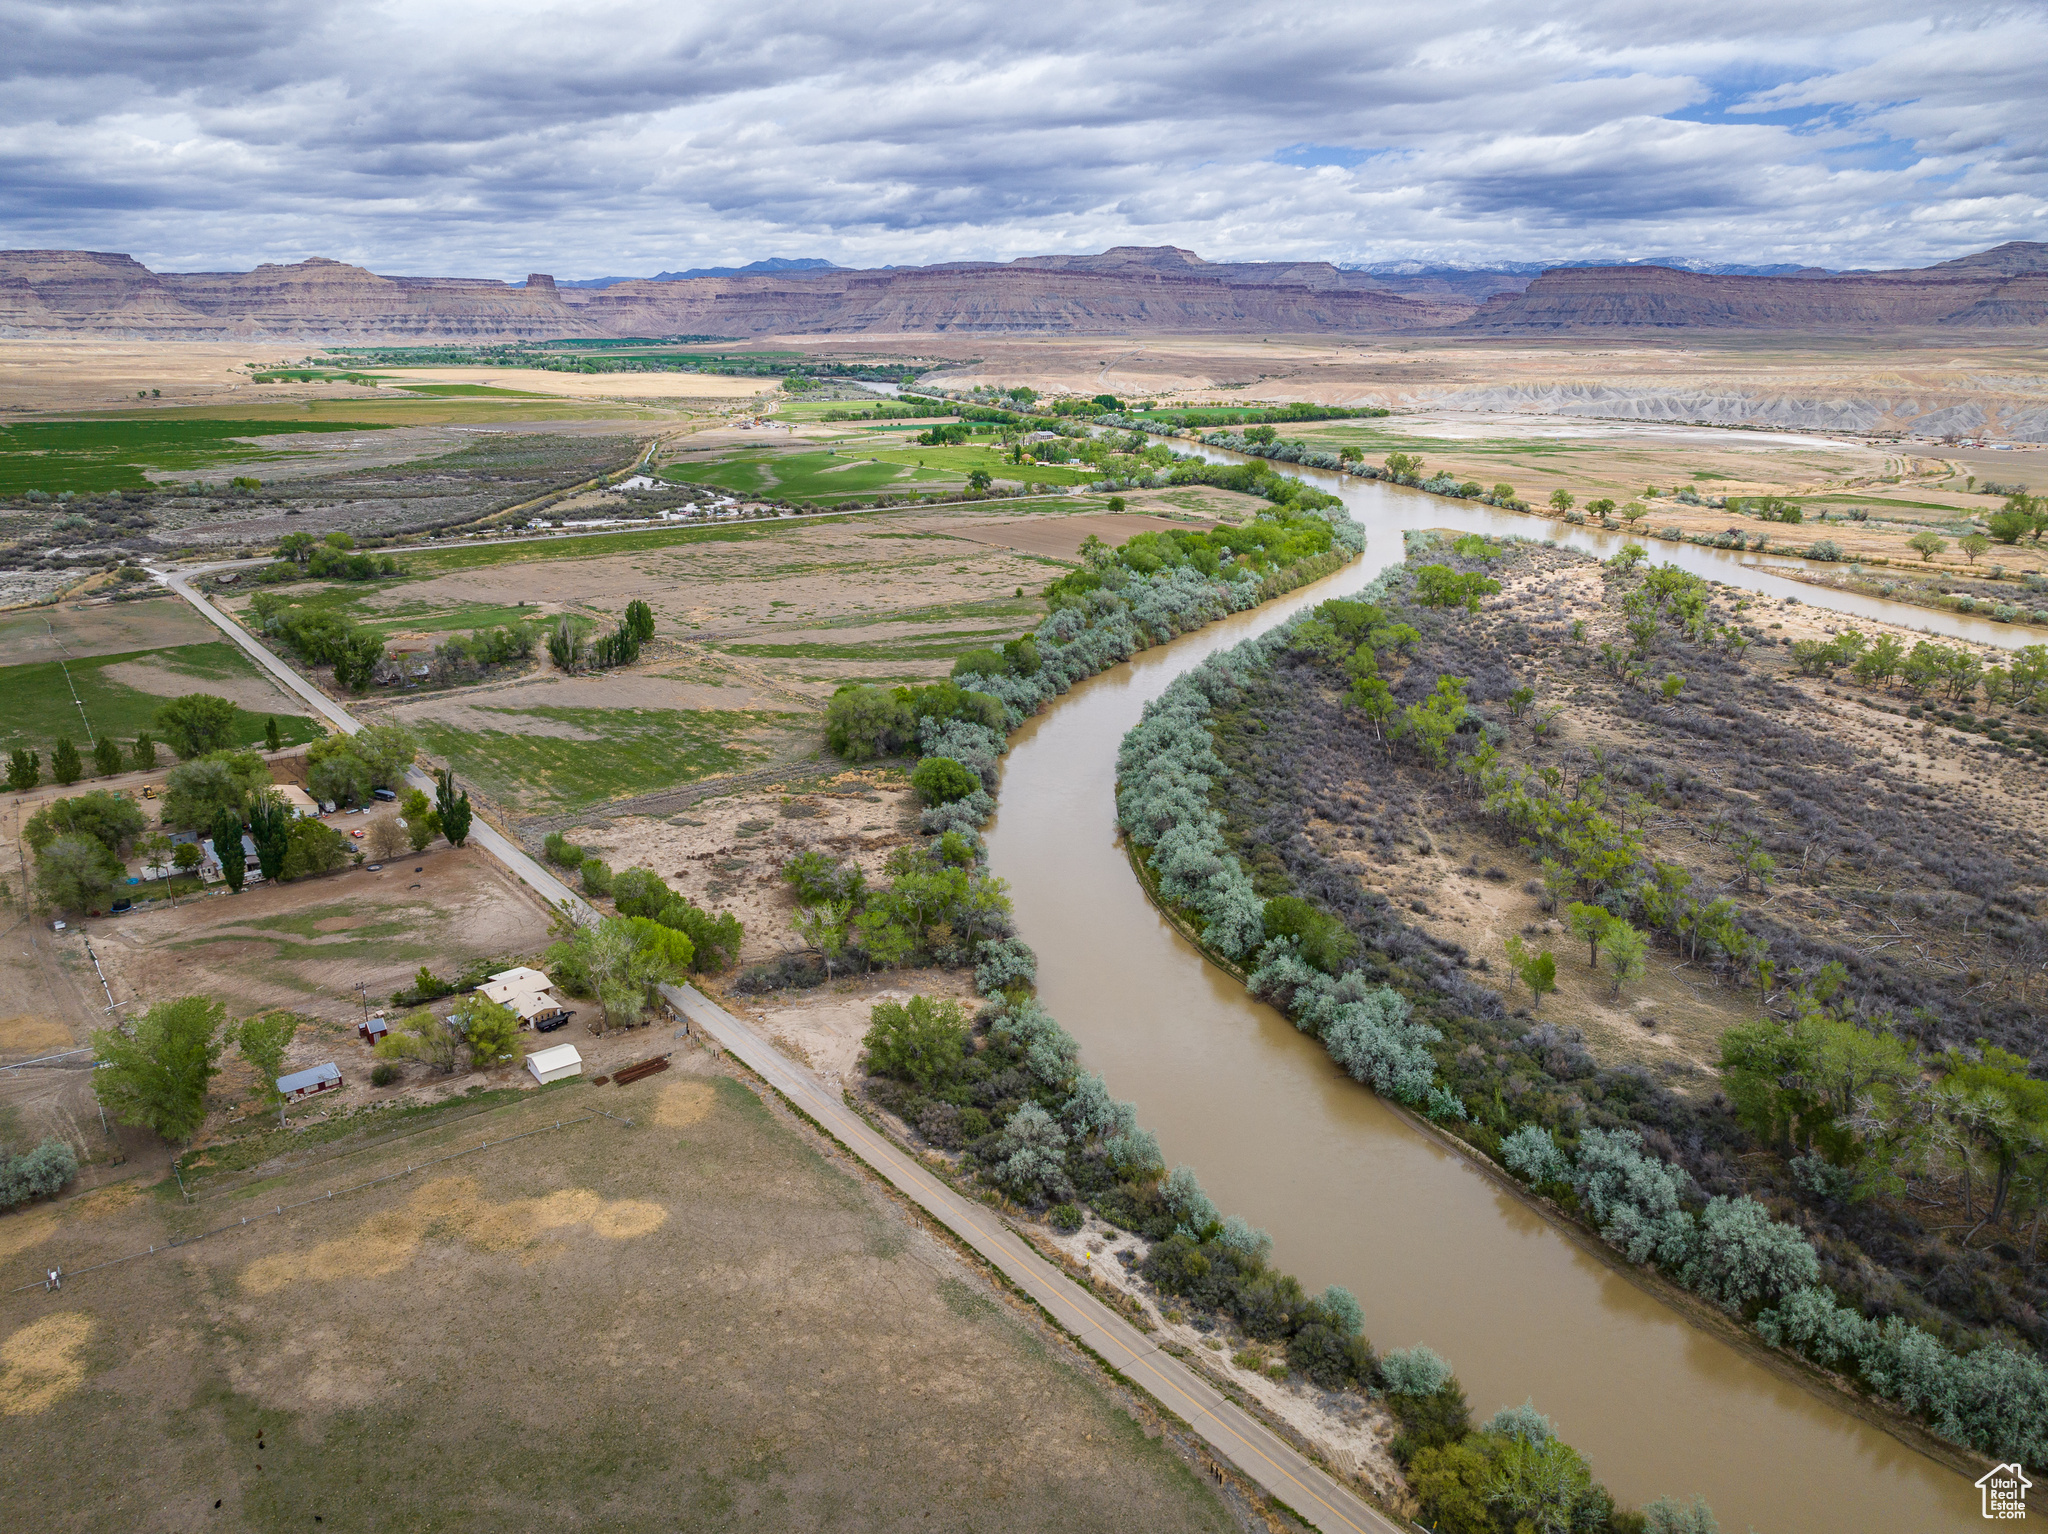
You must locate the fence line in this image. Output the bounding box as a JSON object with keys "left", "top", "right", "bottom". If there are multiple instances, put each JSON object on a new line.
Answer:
{"left": 9, "top": 1109, "right": 632, "bottom": 1297}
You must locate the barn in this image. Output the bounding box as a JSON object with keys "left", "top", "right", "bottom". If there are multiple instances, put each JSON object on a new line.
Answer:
{"left": 278, "top": 1062, "right": 343, "bottom": 1101}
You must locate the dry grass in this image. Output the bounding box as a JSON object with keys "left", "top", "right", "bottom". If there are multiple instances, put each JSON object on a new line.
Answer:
{"left": 0, "top": 1058, "right": 1244, "bottom": 1532}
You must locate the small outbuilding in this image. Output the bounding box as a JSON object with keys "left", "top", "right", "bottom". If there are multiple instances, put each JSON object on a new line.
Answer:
{"left": 526, "top": 1044, "right": 583, "bottom": 1085}
{"left": 278, "top": 1062, "right": 343, "bottom": 1101}
{"left": 358, "top": 1015, "right": 390, "bottom": 1044}
{"left": 275, "top": 784, "right": 321, "bottom": 818}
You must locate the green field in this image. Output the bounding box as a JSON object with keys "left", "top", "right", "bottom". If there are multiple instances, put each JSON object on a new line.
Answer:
{"left": 870, "top": 443, "right": 1097, "bottom": 486}
{"left": 0, "top": 418, "right": 393, "bottom": 494}
{"left": 0, "top": 641, "right": 323, "bottom": 756}
{"left": 411, "top": 705, "right": 805, "bottom": 811}
{"left": 233, "top": 583, "right": 559, "bottom": 637}
{"left": 398, "top": 522, "right": 785, "bottom": 575}
{"left": 660, "top": 448, "right": 957, "bottom": 502}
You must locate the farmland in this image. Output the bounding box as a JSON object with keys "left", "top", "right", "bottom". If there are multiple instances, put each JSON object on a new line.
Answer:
{"left": 0, "top": 1058, "right": 1243, "bottom": 1532}
{"left": 0, "top": 636, "right": 320, "bottom": 758}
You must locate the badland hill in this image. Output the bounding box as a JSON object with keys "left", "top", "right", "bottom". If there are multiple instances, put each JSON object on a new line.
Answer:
{"left": 2, "top": 241, "right": 2044, "bottom": 339}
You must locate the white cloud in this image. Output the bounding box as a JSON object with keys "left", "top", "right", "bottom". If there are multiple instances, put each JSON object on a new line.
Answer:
{"left": 0, "top": 0, "right": 2040, "bottom": 273}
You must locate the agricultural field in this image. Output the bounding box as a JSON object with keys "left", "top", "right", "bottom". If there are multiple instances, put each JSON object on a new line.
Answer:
{"left": 0, "top": 592, "right": 319, "bottom": 758}
{"left": 0, "top": 1059, "right": 1244, "bottom": 1532}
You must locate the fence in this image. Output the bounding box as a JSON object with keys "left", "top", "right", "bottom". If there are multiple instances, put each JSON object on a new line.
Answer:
{"left": 8, "top": 1108, "right": 633, "bottom": 1297}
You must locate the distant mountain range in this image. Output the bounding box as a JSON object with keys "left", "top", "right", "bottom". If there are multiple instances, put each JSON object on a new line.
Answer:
{"left": 1343, "top": 257, "right": 1828, "bottom": 278}
{"left": 555, "top": 257, "right": 842, "bottom": 289}
{"left": 1, "top": 242, "right": 2042, "bottom": 338}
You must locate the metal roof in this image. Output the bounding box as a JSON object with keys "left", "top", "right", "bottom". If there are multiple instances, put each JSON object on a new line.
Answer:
{"left": 277, "top": 1062, "right": 343, "bottom": 1093}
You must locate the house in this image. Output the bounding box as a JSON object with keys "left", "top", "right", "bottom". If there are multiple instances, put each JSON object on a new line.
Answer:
{"left": 526, "top": 1044, "right": 582, "bottom": 1084}
{"left": 358, "top": 1015, "right": 390, "bottom": 1045}
{"left": 480, "top": 967, "right": 564, "bottom": 1028}
{"left": 1978, "top": 1463, "right": 2031, "bottom": 1520}
{"left": 277, "top": 1062, "right": 343, "bottom": 1101}
{"left": 199, "top": 833, "right": 262, "bottom": 883}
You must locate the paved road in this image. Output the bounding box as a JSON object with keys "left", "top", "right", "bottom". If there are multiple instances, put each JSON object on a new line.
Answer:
{"left": 156, "top": 565, "right": 1397, "bottom": 1534}
{"left": 664, "top": 983, "right": 1400, "bottom": 1534}
{"left": 157, "top": 565, "right": 584, "bottom": 911}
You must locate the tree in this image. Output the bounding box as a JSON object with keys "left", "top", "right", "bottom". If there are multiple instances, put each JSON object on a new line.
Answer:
{"left": 91, "top": 736, "right": 123, "bottom": 776}
{"left": 1937, "top": 1045, "right": 2048, "bottom": 1225}
{"left": 453, "top": 995, "right": 521, "bottom": 1068}
{"left": 1960, "top": 532, "right": 1990, "bottom": 566}
{"left": 1549, "top": 488, "right": 1575, "bottom": 514}
{"left": 51, "top": 737, "right": 82, "bottom": 786}
{"left": 6, "top": 748, "right": 39, "bottom": 793}
{"left": 624, "top": 598, "right": 655, "bottom": 643}
{"left": 137, "top": 830, "right": 173, "bottom": 880}
{"left": 1620, "top": 501, "right": 1648, "bottom": 527}
{"left": 366, "top": 817, "right": 408, "bottom": 861}
{"left": 1522, "top": 950, "right": 1557, "bottom": 1010}
{"left": 160, "top": 754, "right": 264, "bottom": 830}
{"left": 130, "top": 734, "right": 157, "bottom": 771}
{"left": 172, "top": 842, "right": 203, "bottom": 875}
{"left": 863, "top": 996, "right": 969, "bottom": 1091}
{"left": 351, "top": 724, "right": 417, "bottom": 786}
{"left": 375, "top": 1008, "right": 463, "bottom": 1074}
{"left": 246, "top": 791, "right": 292, "bottom": 881}
{"left": 35, "top": 836, "right": 124, "bottom": 912}
{"left": 1989, "top": 506, "right": 2032, "bottom": 544}
{"left": 911, "top": 756, "right": 980, "bottom": 806}
{"left": 826, "top": 685, "right": 916, "bottom": 761}
{"left": 1567, "top": 902, "right": 1614, "bottom": 968}
{"left": 399, "top": 787, "right": 437, "bottom": 851}
{"left": 1604, "top": 921, "right": 1647, "bottom": 998}
{"left": 91, "top": 996, "right": 226, "bottom": 1142}
{"left": 212, "top": 808, "right": 246, "bottom": 892}
{"left": 795, "top": 899, "right": 853, "bottom": 978}
{"left": 281, "top": 817, "right": 348, "bottom": 878}
{"left": 436, "top": 768, "right": 471, "bottom": 847}
{"left": 278, "top": 531, "right": 316, "bottom": 565}
{"left": 307, "top": 736, "right": 372, "bottom": 806}
{"left": 1394, "top": 676, "right": 1469, "bottom": 769}
{"left": 1263, "top": 895, "right": 1356, "bottom": 973}
{"left": 232, "top": 1012, "right": 299, "bottom": 1104}
{"left": 1909, "top": 531, "right": 1947, "bottom": 563}
{"left": 23, "top": 790, "right": 144, "bottom": 855}
{"left": 654, "top": 898, "right": 744, "bottom": 973}
{"left": 332, "top": 631, "right": 385, "bottom": 693}
{"left": 155, "top": 693, "right": 240, "bottom": 758}
{"left": 966, "top": 468, "right": 992, "bottom": 492}
{"left": 264, "top": 717, "right": 282, "bottom": 751}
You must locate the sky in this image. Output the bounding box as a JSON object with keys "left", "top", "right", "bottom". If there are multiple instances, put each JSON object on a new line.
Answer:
{"left": 2, "top": 0, "right": 2044, "bottom": 278}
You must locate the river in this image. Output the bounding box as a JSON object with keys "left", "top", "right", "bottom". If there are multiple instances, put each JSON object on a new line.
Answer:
{"left": 985, "top": 462, "right": 1996, "bottom": 1533}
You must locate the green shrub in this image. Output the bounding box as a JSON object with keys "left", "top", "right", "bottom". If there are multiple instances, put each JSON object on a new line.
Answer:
{"left": 542, "top": 831, "right": 584, "bottom": 868}
{"left": 1048, "top": 1202, "right": 1083, "bottom": 1232}
{"left": 369, "top": 1062, "right": 400, "bottom": 1087}
{"left": 580, "top": 857, "right": 613, "bottom": 896}
{"left": 826, "top": 685, "right": 917, "bottom": 760}
{"left": 911, "top": 756, "right": 980, "bottom": 806}
{"left": 1262, "top": 896, "right": 1356, "bottom": 973}
{"left": 653, "top": 898, "right": 743, "bottom": 972}
{"left": 0, "top": 1138, "right": 78, "bottom": 1210}
{"left": 610, "top": 865, "right": 673, "bottom": 918}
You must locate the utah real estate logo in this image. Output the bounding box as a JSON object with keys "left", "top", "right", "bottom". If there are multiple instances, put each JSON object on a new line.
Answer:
{"left": 1979, "top": 1463, "right": 2031, "bottom": 1520}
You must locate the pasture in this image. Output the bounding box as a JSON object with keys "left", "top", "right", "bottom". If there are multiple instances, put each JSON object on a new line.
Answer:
{"left": 0, "top": 1061, "right": 1237, "bottom": 1532}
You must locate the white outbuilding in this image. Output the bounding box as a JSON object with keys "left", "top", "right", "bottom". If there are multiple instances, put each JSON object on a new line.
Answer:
{"left": 526, "top": 1043, "right": 583, "bottom": 1085}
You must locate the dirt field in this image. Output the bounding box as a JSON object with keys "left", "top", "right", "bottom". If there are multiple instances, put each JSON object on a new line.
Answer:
{"left": 0, "top": 1055, "right": 1248, "bottom": 1533}
{"left": 89, "top": 838, "right": 556, "bottom": 1026}
{"left": 0, "top": 593, "right": 218, "bottom": 664}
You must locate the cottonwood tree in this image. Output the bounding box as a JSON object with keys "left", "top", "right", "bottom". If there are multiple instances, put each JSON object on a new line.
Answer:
{"left": 155, "top": 693, "right": 239, "bottom": 758}
{"left": 92, "top": 996, "right": 227, "bottom": 1142}
{"left": 435, "top": 769, "right": 472, "bottom": 847}
{"left": 232, "top": 1013, "right": 298, "bottom": 1105}
{"left": 375, "top": 1009, "right": 464, "bottom": 1074}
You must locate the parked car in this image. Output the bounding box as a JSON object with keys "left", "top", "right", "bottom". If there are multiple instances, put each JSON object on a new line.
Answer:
{"left": 349, "top": 828, "right": 366, "bottom": 839}
{"left": 372, "top": 787, "right": 397, "bottom": 802}
{"left": 532, "top": 1007, "right": 577, "bottom": 1034}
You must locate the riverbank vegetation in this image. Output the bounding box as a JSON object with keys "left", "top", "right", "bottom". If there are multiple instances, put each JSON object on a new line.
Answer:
{"left": 732, "top": 494, "right": 1721, "bottom": 1524}
{"left": 1117, "top": 534, "right": 2048, "bottom": 1465}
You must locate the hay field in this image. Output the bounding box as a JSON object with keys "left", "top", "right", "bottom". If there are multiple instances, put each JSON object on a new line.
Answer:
{"left": 371, "top": 365, "right": 783, "bottom": 400}
{"left": 0, "top": 1061, "right": 1242, "bottom": 1533}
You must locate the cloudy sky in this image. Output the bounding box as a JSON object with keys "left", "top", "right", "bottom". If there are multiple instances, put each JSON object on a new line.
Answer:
{"left": 3, "top": 0, "right": 2043, "bottom": 277}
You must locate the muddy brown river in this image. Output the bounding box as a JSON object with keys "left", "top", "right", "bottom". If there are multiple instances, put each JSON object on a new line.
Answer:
{"left": 986, "top": 468, "right": 2003, "bottom": 1532}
